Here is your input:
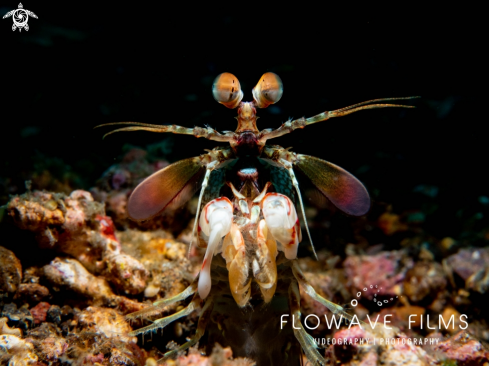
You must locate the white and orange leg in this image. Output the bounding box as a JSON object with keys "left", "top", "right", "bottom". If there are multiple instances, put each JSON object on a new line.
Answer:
{"left": 288, "top": 280, "right": 327, "bottom": 366}
{"left": 291, "top": 260, "right": 362, "bottom": 324}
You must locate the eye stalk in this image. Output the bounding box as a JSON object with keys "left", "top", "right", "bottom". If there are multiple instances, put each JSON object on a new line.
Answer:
{"left": 212, "top": 72, "right": 243, "bottom": 109}
{"left": 252, "top": 72, "right": 283, "bottom": 108}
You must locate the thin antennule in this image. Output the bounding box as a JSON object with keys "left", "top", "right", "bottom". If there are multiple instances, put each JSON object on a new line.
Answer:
{"left": 330, "top": 96, "right": 420, "bottom": 114}
{"left": 94, "top": 122, "right": 170, "bottom": 139}
{"left": 305, "top": 96, "right": 421, "bottom": 126}
{"left": 95, "top": 121, "right": 207, "bottom": 140}
{"left": 95, "top": 121, "right": 168, "bottom": 129}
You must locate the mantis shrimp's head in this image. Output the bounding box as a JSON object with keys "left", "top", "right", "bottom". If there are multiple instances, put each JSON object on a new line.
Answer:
{"left": 212, "top": 72, "right": 283, "bottom": 134}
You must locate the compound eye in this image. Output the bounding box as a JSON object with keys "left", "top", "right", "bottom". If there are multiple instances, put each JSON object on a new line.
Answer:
{"left": 252, "top": 72, "right": 283, "bottom": 108}
{"left": 212, "top": 73, "right": 243, "bottom": 109}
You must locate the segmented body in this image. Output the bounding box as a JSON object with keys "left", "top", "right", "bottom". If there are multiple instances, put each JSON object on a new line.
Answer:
{"left": 97, "top": 72, "right": 417, "bottom": 365}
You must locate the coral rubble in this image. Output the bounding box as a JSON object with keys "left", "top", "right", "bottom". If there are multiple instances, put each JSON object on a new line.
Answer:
{"left": 0, "top": 246, "right": 22, "bottom": 294}
{"left": 8, "top": 190, "right": 149, "bottom": 294}
{"left": 1, "top": 181, "right": 489, "bottom": 365}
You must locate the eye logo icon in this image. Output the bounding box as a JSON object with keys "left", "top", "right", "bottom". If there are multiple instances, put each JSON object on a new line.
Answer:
{"left": 3, "top": 3, "right": 38, "bottom": 32}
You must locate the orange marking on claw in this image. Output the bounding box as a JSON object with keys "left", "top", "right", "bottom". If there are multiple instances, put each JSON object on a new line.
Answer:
{"left": 204, "top": 205, "right": 210, "bottom": 223}
{"left": 289, "top": 225, "right": 296, "bottom": 245}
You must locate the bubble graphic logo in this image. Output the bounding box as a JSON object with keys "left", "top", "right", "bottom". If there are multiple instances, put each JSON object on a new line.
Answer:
{"left": 3, "top": 3, "right": 38, "bottom": 32}
{"left": 350, "top": 284, "right": 400, "bottom": 308}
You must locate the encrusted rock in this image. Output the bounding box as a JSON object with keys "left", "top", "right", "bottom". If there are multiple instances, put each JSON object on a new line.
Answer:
{"left": 46, "top": 305, "right": 61, "bottom": 325}
{"left": 0, "top": 317, "right": 22, "bottom": 337}
{"left": 330, "top": 325, "right": 436, "bottom": 366}
{"left": 8, "top": 190, "right": 149, "bottom": 294}
{"left": 344, "top": 250, "right": 413, "bottom": 299}
{"left": 43, "top": 257, "right": 114, "bottom": 301}
{"left": 446, "top": 247, "right": 489, "bottom": 294}
{"left": 105, "top": 252, "right": 149, "bottom": 295}
{"left": 117, "top": 230, "right": 196, "bottom": 302}
{"left": 76, "top": 306, "right": 137, "bottom": 344}
{"left": 433, "top": 330, "right": 489, "bottom": 365}
{"left": 109, "top": 346, "right": 142, "bottom": 366}
{"left": 7, "top": 191, "right": 65, "bottom": 231}
{"left": 39, "top": 335, "right": 68, "bottom": 362}
{"left": 0, "top": 246, "right": 22, "bottom": 293}
{"left": 160, "top": 343, "right": 254, "bottom": 366}
{"left": 14, "top": 283, "right": 50, "bottom": 303}
{"left": 0, "top": 334, "right": 38, "bottom": 365}
{"left": 446, "top": 248, "right": 489, "bottom": 281}
{"left": 27, "top": 322, "right": 68, "bottom": 363}
{"left": 1, "top": 303, "right": 33, "bottom": 330}
{"left": 403, "top": 261, "right": 447, "bottom": 303}
{"left": 60, "top": 305, "right": 74, "bottom": 321}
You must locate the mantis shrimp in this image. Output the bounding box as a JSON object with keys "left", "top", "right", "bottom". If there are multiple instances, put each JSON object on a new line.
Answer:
{"left": 97, "top": 72, "right": 417, "bottom": 365}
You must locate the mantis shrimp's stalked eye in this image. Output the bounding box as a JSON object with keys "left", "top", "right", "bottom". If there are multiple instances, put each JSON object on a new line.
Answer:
{"left": 212, "top": 72, "right": 243, "bottom": 109}
{"left": 252, "top": 72, "right": 283, "bottom": 108}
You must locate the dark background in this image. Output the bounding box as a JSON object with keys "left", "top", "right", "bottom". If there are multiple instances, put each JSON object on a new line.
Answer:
{"left": 0, "top": 4, "right": 486, "bottom": 243}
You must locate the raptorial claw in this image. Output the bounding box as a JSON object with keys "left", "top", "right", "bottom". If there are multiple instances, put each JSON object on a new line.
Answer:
{"left": 198, "top": 197, "right": 233, "bottom": 299}
{"left": 255, "top": 219, "right": 278, "bottom": 302}
{"left": 262, "top": 193, "right": 301, "bottom": 259}
{"left": 222, "top": 223, "right": 251, "bottom": 307}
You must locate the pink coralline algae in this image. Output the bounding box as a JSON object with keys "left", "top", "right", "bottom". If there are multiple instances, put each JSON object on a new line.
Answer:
{"left": 325, "top": 322, "right": 489, "bottom": 365}
{"left": 30, "top": 302, "right": 50, "bottom": 325}
{"left": 7, "top": 190, "right": 149, "bottom": 295}
{"left": 330, "top": 325, "right": 436, "bottom": 366}
{"left": 156, "top": 343, "right": 254, "bottom": 366}
{"left": 344, "top": 250, "right": 413, "bottom": 299}
{"left": 433, "top": 331, "right": 489, "bottom": 365}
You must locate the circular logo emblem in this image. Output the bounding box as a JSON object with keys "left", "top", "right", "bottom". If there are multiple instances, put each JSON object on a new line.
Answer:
{"left": 13, "top": 9, "right": 28, "bottom": 28}
{"left": 2, "top": 3, "right": 38, "bottom": 32}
